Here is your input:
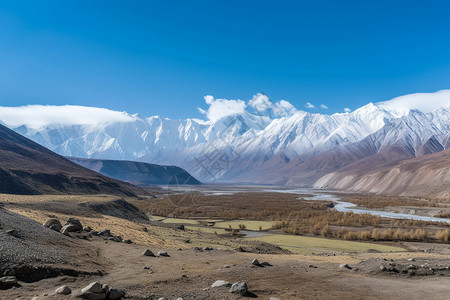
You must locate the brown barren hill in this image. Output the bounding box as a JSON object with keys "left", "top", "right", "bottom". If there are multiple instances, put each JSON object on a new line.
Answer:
{"left": 315, "top": 147, "right": 450, "bottom": 199}
{"left": 0, "top": 124, "right": 147, "bottom": 196}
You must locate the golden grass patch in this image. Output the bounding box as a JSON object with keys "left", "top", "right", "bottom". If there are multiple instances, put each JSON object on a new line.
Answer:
{"left": 248, "top": 234, "right": 406, "bottom": 254}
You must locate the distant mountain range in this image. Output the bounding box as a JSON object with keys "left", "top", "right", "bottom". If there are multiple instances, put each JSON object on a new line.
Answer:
{"left": 0, "top": 124, "right": 146, "bottom": 196}
{"left": 68, "top": 157, "right": 200, "bottom": 186}
{"left": 3, "top": 90, "right": 450, "bottom": 197}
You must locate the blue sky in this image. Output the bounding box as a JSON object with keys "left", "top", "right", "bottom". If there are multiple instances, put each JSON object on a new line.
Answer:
{"left": 0, "top": 0, "right": 449, "bottom": 119}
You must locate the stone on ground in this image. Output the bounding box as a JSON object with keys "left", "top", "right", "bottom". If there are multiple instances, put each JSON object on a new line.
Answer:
{"left": 229, "top": 281, "right": 248, "bottom": 294}
{"left": 157, "top": 251, "right": 170, "bottom": 257}
{"left": 107, "top": 288, "right": 125, "bottom": 300}
{"left": 43, "top": 218, "right": 62, "bottom": 231}
{"left": 0, "top": 276, "right": 18, "bottom": 290}
{"left": 142, "top": 249, "right": 156, "bottom": 257}
{"left": 211, "top": 280, "right": 231, "bottom": 288}
{"left": 54, "top": 285, "right": 71, "bottom": 295}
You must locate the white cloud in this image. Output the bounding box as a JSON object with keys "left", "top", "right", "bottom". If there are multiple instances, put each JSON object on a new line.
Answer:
{"left": 248, "top": 93, "right": 272, "bottom": 113}
{"left": 198, "top": 95, "right": 246, "bottom": 121}
{"left": 0, "top": 105, "right": 135, "bottom": 130}
{"left": 304, "top": 102, "right": 315, "bottom": 109}
{"left": 344, "top": 107, "right": 351, "bottom": 112}
{"left": 376, "top": 90, "right": 450, "bottom": 115}
{"left": 320, "top": 104, "right": 328, "bottom": 109}
{"left": 204, "top": 95, "right": 214, "bottom": 105}
{"left": 248, "top": 93, "right": 297, "bottom": 117}
{"left": 275, "top": 100, "right": 297, "bottom": 116}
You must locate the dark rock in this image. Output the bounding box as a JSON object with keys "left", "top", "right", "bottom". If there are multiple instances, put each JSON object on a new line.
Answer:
{"left": 5, "top": 230, "right": 20, "bottom": 238}
{"left": 107, "top": 288, "right": 125, "bottom": 299}
{"left": 64, "top": 218, "right": 82, "bottom": 231}
{"left": 99, "top": 230, "right": 112, "bottom": 237}
{"left": 107, "top": 236, "right": 122, "bottom": 242}
{"left": 157, "top": 251, "right": 170, "bottom": 257}
{"left": 229, "top": 281, "right": 248, "bottom": 295}
{"left": 61, "top": 224, "right": 80, "bottom": 235}
{"left": 0, "top": 276, "right": 18, "bottom": 290}
{"left": 49, "top": 224, "right": 62, "bottom": 232}
{"left": 54, "top": 285, "right": 71, "bottom": 295}
{"left": 339, "top": 264, "right": 352, "bottom": 269}
{"left": 123, "top": 239, "right": 132, "bottom": 244}
{"left": 142, "top": 249, "right": 155, "bottom": 257}
{"left": 44, "top": 219, "right": 62, "bottom": 231}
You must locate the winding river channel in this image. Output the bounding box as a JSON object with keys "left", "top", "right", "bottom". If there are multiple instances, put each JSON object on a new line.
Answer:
{"left": 165, "top": 186, "right": 450, "bottom": 224}
{"left": 263, "top": 188, "right": 450, "bottom": 224}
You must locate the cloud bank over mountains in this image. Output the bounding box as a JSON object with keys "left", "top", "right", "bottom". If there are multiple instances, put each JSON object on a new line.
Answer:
{"left": 1, "top": 90, "right": 449, "bottom": 129}
{"left": 0, "top": 105, "right": 136, "bottom": 130}
{"left": 376, "top": 89, "right": 450, "bottom": 115}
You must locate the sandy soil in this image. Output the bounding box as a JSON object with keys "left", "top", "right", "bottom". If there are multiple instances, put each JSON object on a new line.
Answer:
{"left": 1, "top": 194, "right": 450, "bottom": 300}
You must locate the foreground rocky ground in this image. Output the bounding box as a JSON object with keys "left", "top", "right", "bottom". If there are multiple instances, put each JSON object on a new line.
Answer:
{"left": 1, "top": 195, "right": 450, "bottom": 300}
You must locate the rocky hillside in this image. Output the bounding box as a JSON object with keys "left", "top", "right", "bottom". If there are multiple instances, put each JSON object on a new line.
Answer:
{"left": 0, "top": 124, "right": 147, "bottom": 196}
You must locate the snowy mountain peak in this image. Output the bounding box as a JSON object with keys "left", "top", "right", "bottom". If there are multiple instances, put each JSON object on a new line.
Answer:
{"left": 1, "top": 90, "right": 450, "bottom": 183}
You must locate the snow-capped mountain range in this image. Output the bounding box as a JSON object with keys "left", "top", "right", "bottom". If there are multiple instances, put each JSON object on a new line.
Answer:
{"left": 2, "top": 90, "right": 450, "bottom": 186}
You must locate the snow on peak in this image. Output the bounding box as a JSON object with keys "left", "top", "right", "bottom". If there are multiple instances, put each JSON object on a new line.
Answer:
{"left": 376, "top": 89, "right": 450, "bottom": 116}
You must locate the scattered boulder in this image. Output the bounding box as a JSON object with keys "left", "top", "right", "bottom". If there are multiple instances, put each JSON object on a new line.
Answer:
{"left": 203, "top": 247, "right": 213, "bottom": 251}
{"left": 5, "top": 229, "right": 20, "bottom": 238}
{"left": 158, "top": 251, "right": 170, "bottom": 257}
{"left": 61, "top": 218, "right": 83, "bottom": 235}
{"left": 229, "top": 281, "right": 248, "bottom": 295}
{"left": 178, "top": 224, "right": 185, "bottom": 230}
{"left": 43, "top": 219, "right": 62, "bottom": 231}
{"left": 261, "top": 261, "right": 272, "bottom": 267}
{"left": 49, "top": 224, "right": 62, "bottom": 231}
{"left": 123, "top": 239, "right": 132, "bottom": 244}
{"left": 0, "top": 276, "right": 18, "bottom": 290}
{"left": 108, "top": 288, "right": 125, "bottom": 300}
{"left": 339, "top": 264, "right": 352, "bottom": 270}
{"left": 107, "top": 236, "right": 122, "bottom": 243}
{"left": 142, "top": 249, "right": 156, "bottom": 257}
{"left": 65, "top": 218, "right": 83, "bottom": 230}
{"left": 211, "top": 280, "right": 231, "bottom": 288}
{"left": 251, "top": 258, "right": 260, "bottom": 266}
{"left": 77, "top": 282, "right": 105, "bottom": 299}
{"left": 54, "top": 285, "right": 71, "bottom": 295}
{"left": 99, "top": 230, "right": 113, "bottom": 237}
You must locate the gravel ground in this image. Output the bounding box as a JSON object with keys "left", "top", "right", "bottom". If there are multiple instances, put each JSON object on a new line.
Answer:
{"left": 0, "top": 207, "right": 102, "bottom": 281}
